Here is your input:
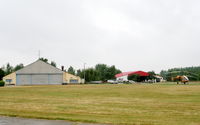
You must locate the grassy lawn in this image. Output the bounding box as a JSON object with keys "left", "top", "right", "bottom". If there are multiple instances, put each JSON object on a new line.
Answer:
{"left": 0, "top": 82, "right": 200, "bottom": 125}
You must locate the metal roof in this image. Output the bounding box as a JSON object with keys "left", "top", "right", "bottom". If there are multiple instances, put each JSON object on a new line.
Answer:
{"left": 115, "top": 71, "right": 149, "bottom": 78}
{"left": 16, "top": 60, "right": 64, "bottom": 74}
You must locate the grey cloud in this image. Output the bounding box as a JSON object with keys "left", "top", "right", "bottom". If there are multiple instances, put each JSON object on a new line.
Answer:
{"left": 0, "top": 0, "right": 200, "bottom": 73}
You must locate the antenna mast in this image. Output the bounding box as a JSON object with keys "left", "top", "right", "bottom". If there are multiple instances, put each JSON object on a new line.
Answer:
{"left": 38, "top": 50, "right": 40, "bottom": 59}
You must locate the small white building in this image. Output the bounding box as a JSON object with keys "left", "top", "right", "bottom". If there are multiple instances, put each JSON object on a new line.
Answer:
{"left": 154, "top": 75, "right": 165, "bottom": 82}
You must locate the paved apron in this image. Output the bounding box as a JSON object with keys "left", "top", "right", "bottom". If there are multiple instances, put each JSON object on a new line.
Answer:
{"left": 0, "top": 116, "right": 104, "bottom": 125}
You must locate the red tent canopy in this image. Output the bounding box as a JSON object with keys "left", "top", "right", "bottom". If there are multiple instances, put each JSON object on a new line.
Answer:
{"left": 115, "top": 71, "right": 149, "bottom": 78}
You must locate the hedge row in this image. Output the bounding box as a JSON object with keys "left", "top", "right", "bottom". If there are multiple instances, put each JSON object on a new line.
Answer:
{"left": 0, "top": 81, "right": 5, "bottom": 87}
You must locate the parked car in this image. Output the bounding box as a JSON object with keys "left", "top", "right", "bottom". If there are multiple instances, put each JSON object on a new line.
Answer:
{"left": 107, "top": 80, "right": 118, "bottom": 84}
{"left": 128, "top": 80, "right": 136, "bottom": 83}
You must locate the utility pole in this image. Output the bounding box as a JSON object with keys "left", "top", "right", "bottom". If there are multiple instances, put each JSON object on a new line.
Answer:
{"left": 84, "top": 63, "right": 86, "bottom": 83}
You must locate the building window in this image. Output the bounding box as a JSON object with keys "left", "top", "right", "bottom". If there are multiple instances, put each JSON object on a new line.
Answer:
{"left": 70, "top": 79, "right": 78, "bottom": 83}
{"left": 6, "top": 79, "right": 12, "bottom": 83}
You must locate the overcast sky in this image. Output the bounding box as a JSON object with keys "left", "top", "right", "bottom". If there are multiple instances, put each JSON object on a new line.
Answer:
{"left": 0, "top": 0, "right": 200, "bottom": 73}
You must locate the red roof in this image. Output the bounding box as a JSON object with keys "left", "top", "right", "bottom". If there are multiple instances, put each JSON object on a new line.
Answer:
{"left": 115, "top": 71, "right": 149, "bottom": 78}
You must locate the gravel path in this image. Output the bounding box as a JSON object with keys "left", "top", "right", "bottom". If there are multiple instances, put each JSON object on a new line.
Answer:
{"left": 0, "top": 116, "right": 105, "bottom": 125}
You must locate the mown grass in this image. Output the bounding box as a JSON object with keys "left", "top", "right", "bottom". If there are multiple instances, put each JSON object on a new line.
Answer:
{"left": 0, "top": 82, "right": 200, "bottom": 125}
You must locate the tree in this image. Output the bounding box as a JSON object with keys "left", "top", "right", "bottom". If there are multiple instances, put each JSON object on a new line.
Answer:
{"left": 5, "top": 63, "right": 13, "bottom": 75}
{"left": 39, "top": 57, "right": 48, "bottom": 63}
{"left": 95, "top": 64, "right": 121, "bottom": 81}
{"left": 107, "top": 65, "right": 121, "bottom": 79}
{"left": 14, "top": 63, "right": 24, "bottom": 71}
{"left": 50, "top": 61, "right": 56, "bottom": 67}
{"left": 0, "top": 68, "right": 5, "bottom": 80}
{"left": 76, "top": 69, "right": 83, "bottom": 78}
{"left": 75, "top": 64, "right": 121, "bottom": 82}
{"left": 95, "top": 64, "right": 107, "bottom": 81}
{"left": 68, "top": 66, "right": 75, "bottom": 75}
{"left": 84, "top": 68, "right": 99, "bottom": 82}
{"left": 160, "top": 70, "right": 168, "bottom": 79}
{"left": 147, "top": 71, "right": 156, "bottom": 80}
{"left": 0, "top": 63, "right": 23, "bottom": 78}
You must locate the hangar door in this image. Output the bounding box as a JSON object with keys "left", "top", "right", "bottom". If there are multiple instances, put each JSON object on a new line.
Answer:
{"left": 16, "top": 74, "right": 63, "bottom": 85}
{"left": 48, "top": 74, "right": 63, "bottom": 84}
{"left": 16, "top": 74, "right": 31, "bottom": 85}
{"left": 31, "top": 75, "right": 49, "bottom": 85}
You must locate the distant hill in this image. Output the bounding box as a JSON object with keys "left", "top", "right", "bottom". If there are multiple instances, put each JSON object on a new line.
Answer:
{"left": 160, "top": 66, "right": 200, "bottom": 81}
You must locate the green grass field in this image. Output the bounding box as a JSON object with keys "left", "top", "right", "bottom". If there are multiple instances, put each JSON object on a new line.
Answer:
{"left": 0, "top": 82, "right": 200, "bottom": 125}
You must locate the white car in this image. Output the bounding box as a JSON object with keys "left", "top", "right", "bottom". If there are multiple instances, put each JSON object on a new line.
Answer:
{"left": 128, "top": 80, "right": 136, "bottom": 83}
{"left": 107, "top": 80, "right": 118, "bottom": 84}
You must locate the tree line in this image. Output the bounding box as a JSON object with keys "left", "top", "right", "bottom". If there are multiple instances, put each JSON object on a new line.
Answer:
{"left": 0, "top": 63, "right": 24, "bottom": 80}
{"left": 1, "top": 57, "right": 199, "bottom": 82}
{"left": 67, "top": 64, "right": 121, "bottom": 82}
{"left": 160, "top": 66, "right": 200, "bottom": 81}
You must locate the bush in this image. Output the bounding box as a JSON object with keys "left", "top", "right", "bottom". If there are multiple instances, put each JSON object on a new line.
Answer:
{"left": 0, "top": 80, "right": 5, "bottom": 87}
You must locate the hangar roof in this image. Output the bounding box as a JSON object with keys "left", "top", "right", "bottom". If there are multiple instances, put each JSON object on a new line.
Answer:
{"left": 16, "top": 60, "right": 64, "bottom": 74}
{"left": 115, "top": 71, "right": 149, "bottom": 78}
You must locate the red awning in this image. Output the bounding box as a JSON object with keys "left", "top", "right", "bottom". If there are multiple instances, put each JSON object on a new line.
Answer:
{"left": 115, "top": 71, "right": 149, "bottom": 78}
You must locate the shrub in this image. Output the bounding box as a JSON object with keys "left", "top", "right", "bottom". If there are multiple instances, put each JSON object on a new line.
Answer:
{"left": 0, "top": 80, "right": 5, "bottom": 87}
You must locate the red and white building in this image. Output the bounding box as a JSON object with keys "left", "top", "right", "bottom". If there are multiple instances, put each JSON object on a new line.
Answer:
{"left": 115, "top": 71, "right": 149, "bottom": 82}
